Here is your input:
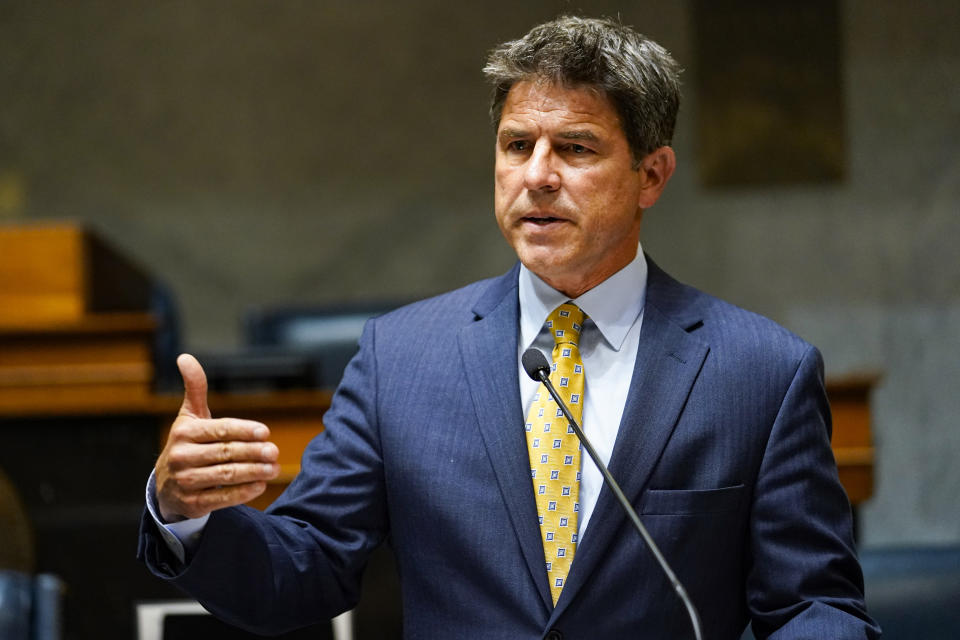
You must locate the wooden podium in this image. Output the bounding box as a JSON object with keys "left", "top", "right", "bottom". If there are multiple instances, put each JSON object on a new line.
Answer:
{"left": 0, "top": 223, "right": 156, "bottom": 413}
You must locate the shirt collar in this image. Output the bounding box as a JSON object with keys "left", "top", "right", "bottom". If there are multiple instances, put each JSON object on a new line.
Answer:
{"left": 518, "top": 244, "right": 648, "bottom": 352}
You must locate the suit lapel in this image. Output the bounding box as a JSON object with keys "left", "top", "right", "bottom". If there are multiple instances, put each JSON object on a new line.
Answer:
{"left": 458, "top": 265, "right": 554, "bottom": 614}
{"left": 549, "top": 262, "right": 710, "bottom": 620}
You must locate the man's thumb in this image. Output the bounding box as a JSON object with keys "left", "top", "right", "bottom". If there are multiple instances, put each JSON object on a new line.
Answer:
{"left": 177, "top": 353, "right": 211, "bottom": 419}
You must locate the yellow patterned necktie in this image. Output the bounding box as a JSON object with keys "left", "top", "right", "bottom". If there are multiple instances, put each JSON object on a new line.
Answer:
{"left": 525, "top": 302, "right": 586, "bottom": 605}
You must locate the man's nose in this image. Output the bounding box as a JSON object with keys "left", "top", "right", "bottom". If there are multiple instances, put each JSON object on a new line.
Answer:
{"left": 523, "top": 140, "right": 560, "bottom": 192}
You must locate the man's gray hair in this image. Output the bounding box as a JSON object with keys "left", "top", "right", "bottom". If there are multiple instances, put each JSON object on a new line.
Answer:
{"left": 483, "top": 16, "right": 682, "bottom": 164}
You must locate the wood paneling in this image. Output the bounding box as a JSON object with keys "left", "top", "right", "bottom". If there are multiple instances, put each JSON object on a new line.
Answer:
{"left": 0, "top": 223, "right": 151, "bottom": 325}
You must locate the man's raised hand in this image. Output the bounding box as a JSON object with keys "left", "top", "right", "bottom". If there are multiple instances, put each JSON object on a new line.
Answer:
{"left": 154, "top": 354, "right": 280, "bottom": 523}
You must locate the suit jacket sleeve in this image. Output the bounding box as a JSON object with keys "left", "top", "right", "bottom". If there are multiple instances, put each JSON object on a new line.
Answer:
{"left": 746, "top": 345, "right": 879, "bottom": 639}
{"left": 137, "top": 318, "right": 388, "bottom": 636}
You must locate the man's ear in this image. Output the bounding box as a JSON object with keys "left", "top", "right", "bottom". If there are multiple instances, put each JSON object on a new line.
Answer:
{"left": 637, "top": 146, "right": 676, "bottom": 209}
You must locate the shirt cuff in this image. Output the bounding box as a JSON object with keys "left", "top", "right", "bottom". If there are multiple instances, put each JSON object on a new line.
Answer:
{"left": 145, "top": 469, "right": 210, "bottom": 565}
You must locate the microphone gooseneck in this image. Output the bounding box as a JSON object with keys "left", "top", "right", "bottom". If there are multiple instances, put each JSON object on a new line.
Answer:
{"left": 521, "top": 347, "right": 703, "bottom": 640}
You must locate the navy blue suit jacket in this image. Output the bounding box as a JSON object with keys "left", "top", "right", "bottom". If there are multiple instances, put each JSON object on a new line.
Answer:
{"left": 139, "top": 259, "right": 879, "bottom": 639}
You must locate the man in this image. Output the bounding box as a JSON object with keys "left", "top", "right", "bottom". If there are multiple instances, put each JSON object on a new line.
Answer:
{"left": 140, "top": 16, "right": 880, "bottom": 639}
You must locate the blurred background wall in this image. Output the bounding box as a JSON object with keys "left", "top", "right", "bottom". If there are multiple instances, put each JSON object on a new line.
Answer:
{"left": 0, "top": 0, "right": 957, "bottom": 551}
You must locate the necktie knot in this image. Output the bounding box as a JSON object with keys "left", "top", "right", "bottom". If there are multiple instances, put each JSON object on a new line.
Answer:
{"left": 547, "top": 303, "right": 586, "bottom": 348}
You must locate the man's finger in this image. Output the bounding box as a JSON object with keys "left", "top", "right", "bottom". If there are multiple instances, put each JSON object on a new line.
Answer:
{"left": 166, "top": 440, "right": 279, "bottom": 469}
{"left": 172, "top": 461, "right": 280, "bottom": 491}
{"left": 173, "top": 417, "right": 270, "bottom": 444}
{"left": 192, "top": 482, "right": 270, "bottom": 514}
{"left": 177, "top": 353, "right": 211, "bottom": 419}
{"left": 160, "top": 481, "right": 269, "bottom": 522}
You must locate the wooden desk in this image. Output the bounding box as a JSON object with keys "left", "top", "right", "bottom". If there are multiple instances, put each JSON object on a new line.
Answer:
{"left": 0, "top": 312, "right": 156, "bottom": 412}
{"left": 827, "top": 374, "right": 879, "bottom": 505}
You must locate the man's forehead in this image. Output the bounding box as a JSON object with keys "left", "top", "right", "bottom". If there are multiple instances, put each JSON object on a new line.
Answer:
{"left": 498, "top": 80, "right": 623, "bottom": 135}
{"left": 503, "top": 78, "right": 608, "bottom": 107}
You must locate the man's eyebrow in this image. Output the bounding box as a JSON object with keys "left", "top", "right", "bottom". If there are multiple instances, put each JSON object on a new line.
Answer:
{"left": 557, "top": 130, "right": 600, "bottom": 142}
{"left": 497, "top": 128, "right": 601, "bottom": 142}
{"left": 498, "top": 128, "right": 529, "bottom": 140}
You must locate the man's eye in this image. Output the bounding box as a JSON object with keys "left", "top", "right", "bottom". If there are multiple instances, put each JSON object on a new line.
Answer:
{"left": 568, "top": 144, "right": 588, "bottom": 154}
{"left": 507, "top": 140, "right": 529, "bottom": 152}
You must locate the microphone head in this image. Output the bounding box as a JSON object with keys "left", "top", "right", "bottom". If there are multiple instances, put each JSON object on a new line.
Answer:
{"left": 522, "top": 348, "right": 551, "bottom": 381}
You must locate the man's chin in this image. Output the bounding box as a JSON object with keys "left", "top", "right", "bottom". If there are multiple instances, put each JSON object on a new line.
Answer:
{"left": 515, "top": 249, "right": 577, "bottom": 286}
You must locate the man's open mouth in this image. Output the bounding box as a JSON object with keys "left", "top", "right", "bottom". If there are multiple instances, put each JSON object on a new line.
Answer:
{"left": 523, "top": 216, "right": 565, "bottom": 225}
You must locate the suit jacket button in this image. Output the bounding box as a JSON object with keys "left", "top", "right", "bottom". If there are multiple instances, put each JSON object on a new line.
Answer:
{"left": 546, "top": 630, "right": 563, "bottom": 640}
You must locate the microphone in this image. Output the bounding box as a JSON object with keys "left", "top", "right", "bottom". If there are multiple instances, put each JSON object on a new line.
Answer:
{"left": 522, "top": 348, "right": 703, "bottom": 640}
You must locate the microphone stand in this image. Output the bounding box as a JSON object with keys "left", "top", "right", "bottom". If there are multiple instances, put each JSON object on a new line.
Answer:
{"left": 525, "top": 349, "right": 703, "bottom": 640}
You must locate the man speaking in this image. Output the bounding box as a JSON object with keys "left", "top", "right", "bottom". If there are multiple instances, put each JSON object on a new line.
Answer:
{"left": 140, "top": 16, "right": 880, "bottom": 639}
